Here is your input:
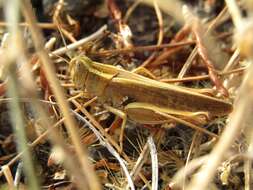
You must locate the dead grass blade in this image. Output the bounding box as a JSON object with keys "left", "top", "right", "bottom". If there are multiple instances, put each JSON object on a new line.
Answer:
{"left": 20, "top": 0, "right": 101, "bottom": 189}
{"left": 186, "top": 1, "right": 253, "bottom": 189}
{"left": 183, "top": 5, "right": 229, "bottom": 97}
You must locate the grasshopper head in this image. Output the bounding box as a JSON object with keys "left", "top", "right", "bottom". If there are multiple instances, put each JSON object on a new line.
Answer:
{"left": 69, "top": 55, "right": 93, "bottom": 89}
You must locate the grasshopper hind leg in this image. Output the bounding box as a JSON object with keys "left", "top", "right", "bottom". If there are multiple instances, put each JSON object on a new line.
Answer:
{"left": 124, "top": 102, "right": 219, "bottom": 139}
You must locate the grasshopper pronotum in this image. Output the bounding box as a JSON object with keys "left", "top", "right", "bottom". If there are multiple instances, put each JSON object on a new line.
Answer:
{"left": 69, "top": 55, "right": 232, "bottom": 151}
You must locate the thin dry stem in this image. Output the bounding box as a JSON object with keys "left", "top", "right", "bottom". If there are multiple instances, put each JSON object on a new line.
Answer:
{"left": 223, "top": 48, "right": 241, "bottom": 72}
{"left": 149, "top": 24, "right": 191, "bottom": 67}
{"left": 0, "top": 22, "right": 56, "bottom": 29}
{"left": 53, "top": 0, "right": 77, "bottom": 43}
{"left": 178, "top": 6, "right": 228, "bottom": 79}
{"left": 13, "top": 162, "right": 22, "bottom": 187}
{"left": 107, "top": 0, "right": 133, "bottom": 48}
{"left": 0, "top": 104, "right": 82, "bottom": 178}
{"left": 225, "top": 0, "right": 242, "bottom": 28}
{"left": 2, "top": 165, "right": 14, "bottom": 190}
{"left": 183, "top": 6, "right": 229, "bottom": 96}
{"left": 160, "top": 67, "right": 245, "bottom": 83}
{"left": 244, "top": 159, "right": 252, "bottom": 190}
{"left": 4, "top": 1, "right": 40, "bottom": 189}
{"left": 170, "top": 155, "right": 207, "bottom": 189}
{"left": 50, "top": 25, "right": 107, "bottom": 57}
{"left": 139, "top": 0, "right": 164, "bottom": 68}
{"left": 183, "top": 132, "right": 201, "bottom": 189}
{"left": 148, "top": 136, "right": 158, "bottom": 190}
{"left": 92, "top": 41, "right": 194, "bottom": 56}
{"left": 130, "top": 142, "right": 150, "bottom": 180}
{"left": 73, "top": 111, "right": 135, "bottom": 190}
{"left": 186, "top": 1, "right": 253, "bottom": 187}
{"left": 7, "top": 66, "right": 40, "bottom": 190}
{"left": 20, "top": 1, "right": 101, "bottom": 189}
{"left": 124, "top": 0, "right": 142, "bottom": 22}
{"left": 140, "top": 0, "right": 184, "bottom": 24}
{"left": 70, "top": 99, "right": 151, "bottom": 189}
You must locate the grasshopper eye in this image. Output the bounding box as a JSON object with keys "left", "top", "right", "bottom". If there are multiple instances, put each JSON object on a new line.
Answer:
{"left": 69, "top": 59, "right": 88, "bottom": 89}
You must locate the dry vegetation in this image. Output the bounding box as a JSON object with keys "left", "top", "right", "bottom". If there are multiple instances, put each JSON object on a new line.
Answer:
{"left": 0, "top": 0, "right": 252, "bottom": 189}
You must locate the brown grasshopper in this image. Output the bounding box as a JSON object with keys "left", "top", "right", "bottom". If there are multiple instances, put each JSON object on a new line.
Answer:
{"left": 69, "top": 55, "right": 232, "bottom": 151}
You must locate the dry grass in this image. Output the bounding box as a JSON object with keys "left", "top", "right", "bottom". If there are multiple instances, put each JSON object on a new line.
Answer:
{"left": 0, "top": 0, "right": 251, "bottom": 190}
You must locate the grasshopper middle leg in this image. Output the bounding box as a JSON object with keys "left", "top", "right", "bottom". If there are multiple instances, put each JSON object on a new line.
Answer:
{"left": 104, "top": 105, "right": 127, "bottom": 153}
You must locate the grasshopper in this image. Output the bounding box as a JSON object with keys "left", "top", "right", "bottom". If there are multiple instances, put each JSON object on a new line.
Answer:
{"left": 69, "top": 55, "right": 232, "bottom": 151}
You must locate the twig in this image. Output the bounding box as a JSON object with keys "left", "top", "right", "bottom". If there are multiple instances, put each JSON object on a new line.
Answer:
{"left": 186, "top": 1, "right": 253, "bottom": 189}
{"left": 225, "top": 0, "right": 242, "bottom": 28}
{"left": 40, "top": 38, "right": 57, "bottom": 99}
{"left": 149, "top": 24, "right": 191, "bottom": 67}
{"left": 178, "top": 6, "right": 228, "bottom": 79}
{"left": 0, "top": 98, "right": 100, "bottom": 189}
{"left": 244, "top": 158, "right": 252, "bottom": 190}
{"left": 0, "top": 118, "right": 63, "bottom": 177}
{"left": 70, "top": 99, "right": 151, "bottom": 189}
{"left": 170, "top": 156, "right": 208, "bottom": 189}
{"left": 41, "top": 181, "right": 71, "bottom": 189}
{"left": 53, "top": 0, "right": 77, "bottom": 43}
{"left": 107, "top": 0, "right": 133, "bottom": 48}
{"left": 73, "top": 110, "right": 135, "bottom": 190}
{"left": 183, "top": 6, "right": 229, "bottom": 97}
{"left": 20, "top": 1, "right": 101, "bottom": 189}
{"left": 130, "top": 142, "right": 150, "bottom": 180}
{"left": 139, "top": 0, "right": 164, "bottom": 68}
{"left": 160, "top": 67, "right": 245, "bottom": 83}
{"left": 2, "top": 165, "right": 14, "bottom": 190}
{"left": 14, "top": 162, "right": 23, "bottom": 188}
{"left": 0, "top": 106, "right": 82, "bottom": 178}
{"left": 7, "top": 64, "right": 40, "bottom": 190}
{"left": 223, "top": 48, "right": 240, "bottom": 72}
{"left": 147, "top": 136, "right": 158, "bottom": 190}
{"left": 49, "top": 25, "right": 107, "bottom": 57}
{"left": 91, "top": 41, "right": 194, "bottom": 56}
{"left": 5, "top": 0, "right": 40, "bottom": 189}
{"left": 53, "top": 0, "right": 65, "bottom": 21}
{"left": 140, "top": 0, "right": 184, "bottom": 24}
{"left": 124, "top": 0, "right": 142, "bottom": 22}
{"left": 0, "top": 22, "right": 56, "bottom": 29}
